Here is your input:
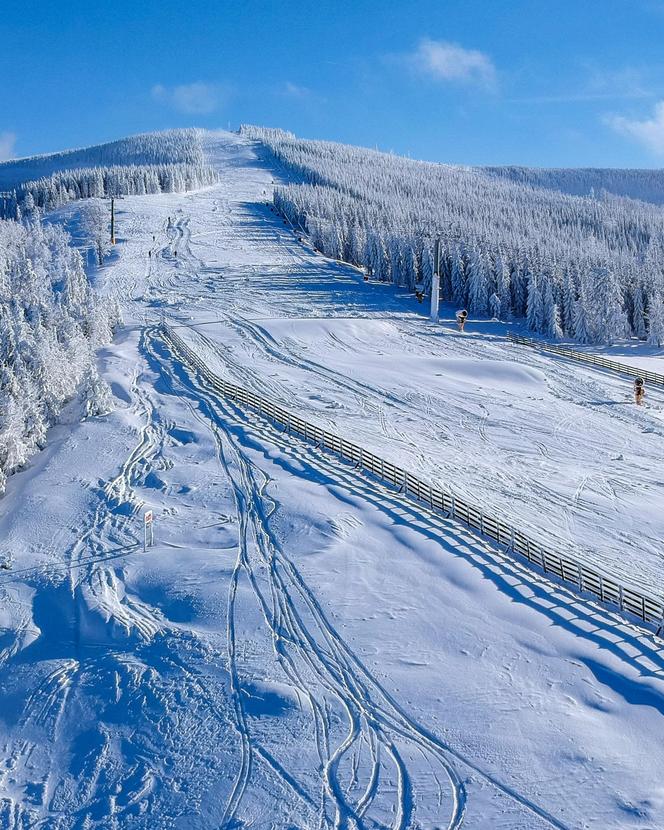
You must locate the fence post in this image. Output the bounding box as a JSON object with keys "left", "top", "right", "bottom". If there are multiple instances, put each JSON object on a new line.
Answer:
{"left": 510, "top": 527, "right": 515, "bottom": 551}
{"left": 450, "top": 496, "right": 456, "bottom": 518}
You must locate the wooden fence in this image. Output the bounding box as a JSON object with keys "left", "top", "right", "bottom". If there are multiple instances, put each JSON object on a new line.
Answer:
{"left": 162, "top": 324, "right": 664, "bottom": 629}
{"left": 508, "top": 332, "right": 664, "bottom": 386}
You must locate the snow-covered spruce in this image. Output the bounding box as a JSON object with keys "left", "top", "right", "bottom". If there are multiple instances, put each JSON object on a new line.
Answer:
{"left": 479, "top": 164, "right": 664, "bottom": 205}
{"left": 0, "top": 128, "right": 207, "bottom": 191}
{"left": 0, "top": 217, "right": 119, "bottom": 493}
{"left": 2, "top": 162, "right": 218, "bottom": 220}
{"left": 242, "top": 125, "right": 664, "bottom": 345}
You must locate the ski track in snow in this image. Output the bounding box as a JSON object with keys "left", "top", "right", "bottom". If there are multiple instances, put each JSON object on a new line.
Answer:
{"left": 0, "top": 131, "right": 663, "bottom": 829}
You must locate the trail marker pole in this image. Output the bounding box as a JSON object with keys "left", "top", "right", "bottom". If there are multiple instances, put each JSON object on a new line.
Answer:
{"left": 110, "top": 197, "right": 116, "bottom": 244}
{"left": 144, "top": 510, "right": 153, "bottom": 551}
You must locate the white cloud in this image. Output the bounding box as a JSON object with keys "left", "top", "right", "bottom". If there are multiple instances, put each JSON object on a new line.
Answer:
{"left": 282, "top": 81, "right": 311, "bottom": 99}
{"left": 151, "top": 82, "right": 227, "bottom": 114}
{"left": 0, "top": 131, "right": 17, "bottom": 161}
{"left": 606, "top": 101, "right": 664, "bottom": 155}
{"left": 408, "top": 38, "right": 497, "bottom": 89}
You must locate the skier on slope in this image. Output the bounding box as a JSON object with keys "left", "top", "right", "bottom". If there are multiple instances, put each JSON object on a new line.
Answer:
{"left": 634, "top": 377, "right": 645, "bottom": 406}
{"left": 456, "top": 309, "right": 468, "bottom": 332}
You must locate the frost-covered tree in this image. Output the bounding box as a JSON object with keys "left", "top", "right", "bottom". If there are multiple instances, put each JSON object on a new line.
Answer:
{"left": 1, "top": 155, "right": 217, "bottom": 220}
{"left": 647, "top": 295, "right": 664, "bottom": 347}
{"left": 526, "top": 273, "right": 544, "bottom": 332}
{"left": 467, "top": 249, "right": 489, "bottom": 315}
{"left": 560, "top": 266, "right": 576, "bottom": 335}
{"left": 82, "top": 202, "right": 112, "bottom": 266}
{"left": 595, "top": 267, "right": 628, "bottom": 344}
{"left": 0, "top": 217, "right": 117, "bottom": 492}
{"left": 81, "top": 365, "right": 114, "bottom": 418}
{"left": 421, "top": 244, "right": 434, "bottom": 292}
{"left": 572, "top": 281, "right": 592, "bottom": 344}
{"left": 631, "top": 282, "right": 647, "bottom": 339}
{"left": 543, "top": 280, "right": 562, "bottom": 338}
{"left": 387, "top": 239, "right": 400, "bottom": 286}
{"left": 451, "top": 248, "right": 466, "bottom": 304}
{"left": 403, "top": 244, "right": 418, "bottom": 290}
{"left": 495, "top": 252, "right": 511, "bottom": 319}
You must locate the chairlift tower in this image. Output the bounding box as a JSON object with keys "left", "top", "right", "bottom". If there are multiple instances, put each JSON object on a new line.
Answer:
{"left": 430, "top": 237, "right": 441, "bottom": 323}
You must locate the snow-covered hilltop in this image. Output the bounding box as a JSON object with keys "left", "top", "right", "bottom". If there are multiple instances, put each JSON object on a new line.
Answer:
{"left": 0, "top": 129, "right": 217, "bottom": 220}
{"left": 0, "top": 128, "right": 662, "bottom": 830}
{"left": 0, "top": 129, "right": 206, "bottom": 189}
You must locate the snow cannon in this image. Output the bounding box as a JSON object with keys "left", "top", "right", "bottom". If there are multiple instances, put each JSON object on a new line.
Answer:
{"left": 456, "top": 309, "right": 468, "bottom": 332}
{"left": 634, "top": 377, "right": 645, "bottom": 405}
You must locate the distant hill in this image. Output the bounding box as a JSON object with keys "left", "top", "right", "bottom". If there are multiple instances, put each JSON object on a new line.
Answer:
{"left": 477, "top": 165, "right": 664, "bottom": 206}
{"left": 0, "top": 129, "right": 205, "bottom": 191}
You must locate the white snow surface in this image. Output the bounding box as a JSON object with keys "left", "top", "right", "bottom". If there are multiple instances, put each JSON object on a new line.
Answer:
{"left": 0, "top": 130, "right": 662, "bottom": 829}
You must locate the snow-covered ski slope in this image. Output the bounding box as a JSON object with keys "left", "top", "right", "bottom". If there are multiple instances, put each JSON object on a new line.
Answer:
{"left": 0, "top": 130, "right": 662, "bottom": 829}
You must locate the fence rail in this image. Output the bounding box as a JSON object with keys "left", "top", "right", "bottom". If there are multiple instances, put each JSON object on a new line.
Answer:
{"left": 508, "top": 332, "right": 664, "bottom": 386}
{"left": 162, "top": 324, "right": 664, "bottom": 628}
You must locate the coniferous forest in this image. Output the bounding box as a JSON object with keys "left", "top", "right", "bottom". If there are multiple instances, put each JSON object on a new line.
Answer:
{"left": 243, "top": 126, "right": 664, "bottom": 345}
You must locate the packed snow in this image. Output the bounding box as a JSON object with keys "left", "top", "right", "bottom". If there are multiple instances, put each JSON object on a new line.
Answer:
{"left": 0, "top": 130, "right": 662, "bottom": 829}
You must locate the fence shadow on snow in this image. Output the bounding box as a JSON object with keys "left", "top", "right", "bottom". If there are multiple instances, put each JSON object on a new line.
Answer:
{"left": 162, "top": 324, "right": 664, "bottom": 630}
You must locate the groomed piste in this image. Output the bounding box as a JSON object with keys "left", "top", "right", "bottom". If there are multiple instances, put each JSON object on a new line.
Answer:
{"left": 0, "top": 129, "right": 662, "bottom": 829}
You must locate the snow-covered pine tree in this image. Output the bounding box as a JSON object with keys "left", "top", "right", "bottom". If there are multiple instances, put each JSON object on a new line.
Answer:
{"left": 403, "top": 243, "right": 418, "bottom": 291}
{"left": 572, "top": 278, "right": 592, "bottom": 344}
{"left": 526, "top": 272, "right": 544, "bottom": 332}
{"left": 82, "top": 202, "right": 112, "bottom": 266}
{"left": 647, "top": 294, "right": 664, "bottom": 346}
{"left": 451, "top": 247, "right": 466, "bottom": 305}
{"left": 81, "top": 365, "right": 114, "bottom": 418}
{"left": 495, "top": 251, "right": 511, "bottom": 319}
{"left": 389, "top": 238, "right": 403, "bottom": 286}
{"left": 467, "top": 248, "right": 489, "bottom": 316}
{"left": 421, "top": 244, "right": 434, "bottom": 292}
{"left": 560, "top": 266, "right": 576, "bottom": 335}
{"left": 542, "top": 279, "right": 562, "bottom": 338}
{"left": 631, "top": 281, "right": 647, "bottom": 339}
{"left": 596, "top": 267, "right": 629, "bottom": 344}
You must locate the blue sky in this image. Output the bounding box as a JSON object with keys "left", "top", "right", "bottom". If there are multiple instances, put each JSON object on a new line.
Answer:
{"left": 2, "top": 0, "right": 664, "bottom": 167}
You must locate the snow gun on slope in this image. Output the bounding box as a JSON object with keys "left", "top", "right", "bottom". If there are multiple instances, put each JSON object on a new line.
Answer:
{"left": 634, "top": 377, "right": 645, "bottom": 405}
